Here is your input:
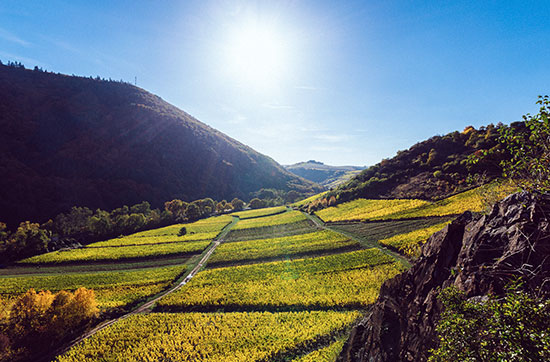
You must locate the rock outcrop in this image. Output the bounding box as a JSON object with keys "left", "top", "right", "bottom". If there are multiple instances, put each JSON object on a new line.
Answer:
{"left": 338, "top": 192, "right": 550, "bottom": 362}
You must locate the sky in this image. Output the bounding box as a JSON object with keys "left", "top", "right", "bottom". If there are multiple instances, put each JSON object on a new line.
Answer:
{"left": 1, "top": 1, "right": 550, "bottom": 167}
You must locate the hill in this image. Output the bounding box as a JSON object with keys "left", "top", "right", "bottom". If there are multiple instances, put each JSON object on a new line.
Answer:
{"left": 316, "top": 125, "right": 509, "bottom": 206}
{"left": 0, "top": 64, "right": 321, "bottom": 227}
{"left": 285, "top": 160, "right": 364, "bottom": 188}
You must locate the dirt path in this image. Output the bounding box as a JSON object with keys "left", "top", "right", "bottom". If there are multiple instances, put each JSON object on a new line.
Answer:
{"left": 301, "top": 212, "right": 411, "bottom": 268}
{"left": 50, "top": 216, "right": 238, "bottom": 360}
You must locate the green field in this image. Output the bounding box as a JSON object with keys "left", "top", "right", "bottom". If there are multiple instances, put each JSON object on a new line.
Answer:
{"left": 208, "top": 230, "right": 359, "bottom": 267}
{"left": 56, "top": 311, "right": 361, "bottom": 362}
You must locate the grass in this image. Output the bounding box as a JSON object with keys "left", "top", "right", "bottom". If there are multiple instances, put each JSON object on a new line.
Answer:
{"left": 292, "top": 191, "right": 329, "bottom": 207}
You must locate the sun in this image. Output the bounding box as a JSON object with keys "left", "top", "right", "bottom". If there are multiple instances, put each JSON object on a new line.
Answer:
{"left": 224, "top": 21, "right": 288, "bottom": 89}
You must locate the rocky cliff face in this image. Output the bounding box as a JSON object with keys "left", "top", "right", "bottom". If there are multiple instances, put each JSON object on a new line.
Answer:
{"left": 338, "top": 192, "right": 550, "bottom": 362}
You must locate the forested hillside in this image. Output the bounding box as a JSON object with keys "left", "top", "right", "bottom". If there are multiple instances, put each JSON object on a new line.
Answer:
{"left": 315, "top": 124, "right": 512, "bottom": 207}
{"left": 0, "top": 64, "right": 321, "bottom": 227}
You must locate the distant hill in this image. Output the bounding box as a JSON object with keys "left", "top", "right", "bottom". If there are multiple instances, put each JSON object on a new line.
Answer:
{"left": 285, "top": 160, "right": 364, "bottom": 188}
{"left": 0, "top": 64, "right": 321, "bottom": 227}
{"left": 316, "top": 125, "right": 509, "bottom": 205}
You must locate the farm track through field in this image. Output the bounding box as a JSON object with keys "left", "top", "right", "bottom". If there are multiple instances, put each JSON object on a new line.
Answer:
{"left": 48, "top": 216, "right": 239, "bottom": 362}
{"left": 301, "top": 212, "right": 411, "bottom": 268}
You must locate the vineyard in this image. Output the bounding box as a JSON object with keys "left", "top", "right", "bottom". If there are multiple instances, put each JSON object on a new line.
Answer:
{"left": 0, "top": 264, "right": 188, "bottom": 309}
{"left": 231, "top": 206, "right": 287, "bottom": 219}
{"left": 316, "top": 182, "right": 515, "bottom": 222}
{"left": 55, "top": 311, "right": 361, "bottom": 362}
{"left": 207, "top": 230, "right": 360, "bottom": 266}
{"left": 6, "top": 187, "right": 501, "bottom": 361}
{"left": 232, "top": 210, "right": 307, "bottom": 230}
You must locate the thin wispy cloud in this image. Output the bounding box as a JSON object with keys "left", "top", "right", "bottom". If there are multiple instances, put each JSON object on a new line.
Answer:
{"left": 0, "top": 27, "right": 30, "bottom": 47}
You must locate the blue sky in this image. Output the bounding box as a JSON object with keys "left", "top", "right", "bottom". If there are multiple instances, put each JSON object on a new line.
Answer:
{"left": 1, "top": 1, "right": 549, "bottom": 166}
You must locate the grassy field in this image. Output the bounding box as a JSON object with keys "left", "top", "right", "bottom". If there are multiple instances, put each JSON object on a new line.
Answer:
{"left": 56, "top": 311, "right": 361, "bottom": 362}
{"left": 208, "top": 230, "right": 360, "bottom": 267}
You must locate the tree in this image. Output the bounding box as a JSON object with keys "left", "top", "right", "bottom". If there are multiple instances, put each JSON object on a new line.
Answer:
{"left": 164, "top": 199, "right": 187, "bottom": 220}
{"left": 130, "top": 201, "right": 151, "bottom": 216}
{"left": 231, "top": 198, "right": 245, "bottom": 211}
{"left": 186, "top": 202, "right": 201, "bottom": 221}
{"left": 11, "top": 221, "right": 50, "bottom": 256}
{"left": 248, "top": 198, "right": 265, "bottom": 209}
{"left": 429, "top": 283, "right": 550, "bottom": 362}
{"left": 498, "top": 95, "right": 550, "bottom": 192}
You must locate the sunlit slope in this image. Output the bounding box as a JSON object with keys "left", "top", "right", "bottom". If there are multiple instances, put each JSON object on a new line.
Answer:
{"left": 316, "top": 183, "right": 515, "bottom": 222}
{"left": 56, "top": 311, "right": 361, "bottom": 362}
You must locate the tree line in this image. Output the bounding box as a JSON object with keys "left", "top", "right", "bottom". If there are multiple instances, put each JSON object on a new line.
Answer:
{"left": 0, "top": 197, "right": 247, "bottom": 265}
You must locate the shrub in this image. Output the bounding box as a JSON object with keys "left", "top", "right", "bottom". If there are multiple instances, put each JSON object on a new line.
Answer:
{"left": 429, "top": 282, "right": 550, "bottom": 362}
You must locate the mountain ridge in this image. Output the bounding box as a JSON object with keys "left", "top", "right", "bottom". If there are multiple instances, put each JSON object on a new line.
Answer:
{"left": 0, "top": 64, "right": 321, "bottom": 227}
{"left": 285, "top": 160, "right": 364, "bottom": 188}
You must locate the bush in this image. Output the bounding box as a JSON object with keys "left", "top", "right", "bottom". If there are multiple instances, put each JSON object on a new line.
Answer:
{"left": 499, "top": 95, "right": 550, "bottom": 192}
{"left": 177, "top": 227, "right": 187, "bottom": 236}
{"left": 429, "top": 282, "right": 550, "bottom": 362}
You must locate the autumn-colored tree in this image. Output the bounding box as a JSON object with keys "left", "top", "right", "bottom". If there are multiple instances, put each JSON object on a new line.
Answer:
{"left": 1, "top": 288, "right": 98, "bottom": 362}
{"left": 216, "top": 201, "right": 227, "bottom": 213}
{"left": 164, "top": 199, "right": 188, "bottom": 220}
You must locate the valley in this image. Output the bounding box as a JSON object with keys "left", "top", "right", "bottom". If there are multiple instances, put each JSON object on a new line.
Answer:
{"left": 0, "top": 184, "right": 514, "bottom": 361}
